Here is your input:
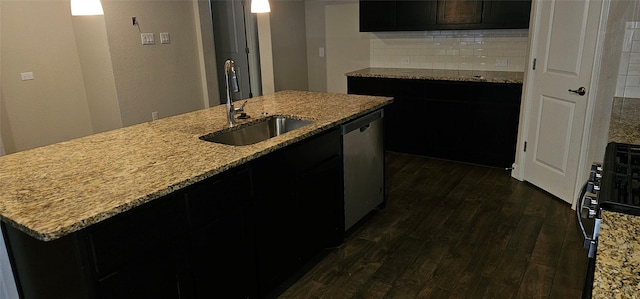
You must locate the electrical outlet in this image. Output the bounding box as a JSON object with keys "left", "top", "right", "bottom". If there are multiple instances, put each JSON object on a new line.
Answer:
{"left": 495, "top": 58, "right": 509, "bottom": 67}
{"left": 152, "top": 112, "right": 159, "bottom": 121}
{"left": 401, "top": 57, "right": 411, "bottom": 65}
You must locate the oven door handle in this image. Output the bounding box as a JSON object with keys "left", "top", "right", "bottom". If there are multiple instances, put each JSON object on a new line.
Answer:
{"left": 576, "top": 183, "right": 593, "bottom": 249}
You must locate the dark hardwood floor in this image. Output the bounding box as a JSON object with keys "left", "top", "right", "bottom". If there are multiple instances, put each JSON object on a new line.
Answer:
{"left": 279, "top": 152, "right": 589, "bottom": 299}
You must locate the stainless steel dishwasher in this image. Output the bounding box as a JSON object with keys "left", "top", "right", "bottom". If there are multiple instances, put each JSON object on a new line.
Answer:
{"left": 341, "top": 109, "right": 384, "bottom": 231}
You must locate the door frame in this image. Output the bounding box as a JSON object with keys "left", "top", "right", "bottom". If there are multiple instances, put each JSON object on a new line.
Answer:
{"left": 512, "top": 0, "right": 610, "bottom": 209}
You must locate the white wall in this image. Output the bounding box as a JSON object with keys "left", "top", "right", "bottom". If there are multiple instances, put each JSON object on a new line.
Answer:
{"left": 270, "top": 0, "right": 309, "bottom": 91}
{"left": 102, "top": 0, "right": 205, "bottom": 127}
{"left": 1, "top": 1, "right": 95, "bottom": 153}
{"left": 616, "top": 21, "right": 640, "bottom": 98}
{"left": 325, "top": 2, "right": 370, "bottom": 93}
{"left": 0, "top": 0, "right": 213, "bottom": 153}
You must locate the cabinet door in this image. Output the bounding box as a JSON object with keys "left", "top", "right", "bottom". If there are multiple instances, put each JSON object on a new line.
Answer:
{"left": 438, "top": 0, "right": 483, "bottom": 24}
{"left": 360, "top": 1, "right": 396, "bottom": 32}
{"left": 253, "top": 147, "right": 301, "bottom": 297}
{"left": 87, "top": 194, "right": 189, "bottom": 278}
{"left": 191, "top": 212, "right": 257, "bottom": 298}
{"left": 396, "top": 0, "right": 437, "bottom": 28}
{"left": 295, "top": 155, "right": 343, "bottom": 261}
{"left": 482, "top": 0, "right": 531, "bottom": 28}
{"left": 96, "top": 236, "right": 194, "bottom": 299}
{"left": 185, "top": 167, "right": 257, "bottom": 298}
{"left": 253, "top": 129, "right": 342, "bottom": 297}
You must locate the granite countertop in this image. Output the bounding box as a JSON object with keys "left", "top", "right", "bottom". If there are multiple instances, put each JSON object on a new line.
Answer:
{"left": 608, "top": 97, "right": 640, "bottom": 145}
{"left": 0, "top": 90, "right": 392, "bottom": 241}
{"left": 592, "top": 210, "right": 640, "bottom": 298}
{"left": 345, "top": 67, "right": 524, "bottom": 84}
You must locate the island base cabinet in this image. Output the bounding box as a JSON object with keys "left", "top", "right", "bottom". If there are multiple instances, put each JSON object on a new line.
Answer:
{"left": 1, "top": 224, "right": 91, "bottom": 299}
{"left": 95, "top": 236, "right": 195, "bottom": 299}
{"left": 185, "top": 166, "right": 258, "bottom": 299}
{"left": 254, "top": 129, "right": 343, "bottom": 297}
{"left": 2, "top": 128, "right": 345, "bottom": 299}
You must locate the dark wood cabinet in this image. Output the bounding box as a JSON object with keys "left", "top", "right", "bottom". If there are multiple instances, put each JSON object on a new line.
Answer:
{"left": 348, "top": 76, "right": 522, "bottom": 168}
{"left": 2, "top": 129, "right": 344, "bottom": 299}
{"left": 185, "top": 166, "right": 257, "bottom": 298}
{"left": 359, "top": 0, "right": 531, "bottom": 31}
{"left": 482, "top": 0, "right": 532, "bottom": 27}
{"left": 253, "top": 128, "right": 343, "bottom": 297}
{"left": 359, "top": 1, "right": 396, "bottom": 32}
{"left": 438, "top": 0, "right": 483, "bottom": 25}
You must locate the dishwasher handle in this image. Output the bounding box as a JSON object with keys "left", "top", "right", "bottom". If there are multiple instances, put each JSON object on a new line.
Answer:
{"left": 341, "top": 109, "right": 383, "bottom": 135}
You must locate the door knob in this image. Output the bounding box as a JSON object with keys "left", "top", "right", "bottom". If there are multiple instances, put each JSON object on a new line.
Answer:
{"left": 568, "top": 87, "right": 586, "bottom": 96}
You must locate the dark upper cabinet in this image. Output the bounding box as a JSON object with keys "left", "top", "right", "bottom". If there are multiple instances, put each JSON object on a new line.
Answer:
{"left": 438, "top": 0, "right": 483, "bottom": 25}
{"left": 396, "top": 0, "right": 437, "bottom": 28}
{"left": 482, "top": 0, "right": 532, "bottom": 27}
{"left": 359, "top": 1, "right": 396, "bottom": 31}
{"left": 359, "top": 0, "right": 531, "bottom": 31}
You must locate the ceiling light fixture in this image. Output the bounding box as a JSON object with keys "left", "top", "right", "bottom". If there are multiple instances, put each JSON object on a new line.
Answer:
{"left": 70, "top": 0, "right": 104, "bottom": 16}
{"left": 251, "top": 0, "right": 270, "bottom": 13}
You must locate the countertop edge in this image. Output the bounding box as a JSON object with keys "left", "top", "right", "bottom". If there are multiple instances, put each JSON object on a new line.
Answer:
{"left": 345, "top": 67, "right": 524, "bottom": 84}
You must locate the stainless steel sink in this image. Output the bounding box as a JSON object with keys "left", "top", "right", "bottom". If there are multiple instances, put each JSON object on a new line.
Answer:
{"left": 200, "top": 116, "right": 312, "bottom": 146}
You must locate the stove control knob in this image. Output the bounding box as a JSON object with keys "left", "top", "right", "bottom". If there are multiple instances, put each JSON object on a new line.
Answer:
{"left": 591, "top": 163, "right": 603, "bottom": 172}
{"left": 593, "top": 183, "right": 600, "bottom": 192}
{"left": 588, "top": 208, "right": 596, "bottom": 218}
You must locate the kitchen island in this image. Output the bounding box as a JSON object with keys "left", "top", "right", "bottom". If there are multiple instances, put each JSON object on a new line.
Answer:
{"left": 0, "top": 90, "right": 392, "bottom": 298}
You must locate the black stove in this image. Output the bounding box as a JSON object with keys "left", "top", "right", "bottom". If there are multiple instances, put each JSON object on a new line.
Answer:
{"left": 579, "top": 142, "right": 640, "bottom": 299}
{"left": 598, "top": 143, "right": 640, "bottom": 215}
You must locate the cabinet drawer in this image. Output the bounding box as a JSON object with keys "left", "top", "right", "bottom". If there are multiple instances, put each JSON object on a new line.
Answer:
{"left": 185, "top": 167, "right": 252, "bottom": 227}
{"left": 87, "top": 194, "right": 188, "bottom": 277}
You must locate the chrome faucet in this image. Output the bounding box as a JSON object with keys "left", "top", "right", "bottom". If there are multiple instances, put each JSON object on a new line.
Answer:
{"left": 224, "top": 59, "right": 240, "bottom": 126}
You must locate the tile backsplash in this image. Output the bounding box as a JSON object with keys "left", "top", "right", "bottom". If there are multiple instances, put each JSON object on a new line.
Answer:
{"left": 616, "top": 22, "right": 640, "bottom": 98}
{"left": 369, "top": 29, "right": 529, "bottom": 72}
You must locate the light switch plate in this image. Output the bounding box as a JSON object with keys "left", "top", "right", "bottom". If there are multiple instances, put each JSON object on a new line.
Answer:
{"left": 20, "top": 72, "right": 34, "bottom": 81}
{"left": 160, "top": 32, "right": 170, "bottom": 44}
{"left": 141, "top": 33, "right": 155, "bottom": 45}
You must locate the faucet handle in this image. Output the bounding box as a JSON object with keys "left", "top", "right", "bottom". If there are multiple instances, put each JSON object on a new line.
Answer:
{"left": 234, "top": 100, "right": 248, "bottom": 113}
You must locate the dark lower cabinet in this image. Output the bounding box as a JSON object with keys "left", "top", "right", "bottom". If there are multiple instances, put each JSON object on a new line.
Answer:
{"left": 186, "top": 166, "right": 257, "bottom": 299}
{"left": 253, "top": 129, "right": 343, "bottom": 297}
{"left": 96, "top": 236, "right": 194, "bottom": 299}
{"left": 2, "top": 128, "right": 344, "bottom": 299}
{"left": 348, "top": 76, "right": 522, "bottom": 168}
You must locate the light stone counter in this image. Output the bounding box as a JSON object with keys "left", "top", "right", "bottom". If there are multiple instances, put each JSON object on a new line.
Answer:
{"left": 0, "top": 90, "right": 392, "bottom": 241}
{"left": 592, "top": 210, "right": 640, "bottom": 298}
{"left": 345, "top": 67, "right": 524, "bottom": 84}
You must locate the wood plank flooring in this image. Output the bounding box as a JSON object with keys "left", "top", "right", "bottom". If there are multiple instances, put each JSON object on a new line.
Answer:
{"left": 279, "top": 152, "right": 589, "bottom": 299}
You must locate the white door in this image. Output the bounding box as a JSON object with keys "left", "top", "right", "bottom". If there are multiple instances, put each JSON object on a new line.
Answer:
{"left": 519, "top": 0, "right": 605, "bottom": 204}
